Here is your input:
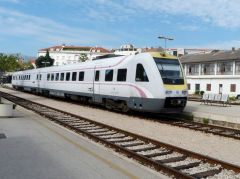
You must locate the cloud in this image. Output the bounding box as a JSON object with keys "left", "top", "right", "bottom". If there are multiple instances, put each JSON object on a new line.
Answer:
{"left": 178, "top": 40, "right": 240, "bottom": 50}
{"left": 0, "top": 7, "right": 120, "bottom": 46}
{"left": 127, "top": 0, "right": 240, "bottom": 29}
{"left": 180, "top": 25, "right": 200, "bottom": 31}
{"left": 65, "top": 0, "right": 240, "bottom": 28}
{"left": 0, "top": 0, "right": 19, "bottom": 3}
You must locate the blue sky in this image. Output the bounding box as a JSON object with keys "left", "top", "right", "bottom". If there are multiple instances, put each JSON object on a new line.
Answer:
{"left": 1, "top": 0, "right": 240, "bottom": 56}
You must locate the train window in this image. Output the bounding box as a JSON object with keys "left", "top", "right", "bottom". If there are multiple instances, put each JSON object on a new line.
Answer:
{"left": 117, "top": 69, "right": 127, "bottom": 81}
{"left": 47, "top": 74, "right": 50, "bottom": 81}
{"left": 95, "top": 71, "right": 100, "bottom": 81}
{"left": 60, "top": 73, "right": 65, "bottom": 81}
{"left": 72, "top": 72, "right": 77, "bottom": 81}
{"left": 105, "top": 69, "right": 113, "bottom": 81}
{"left": 55, "top": 73, "right": 59, "bottom": 81}
{"left": 51, "top": 73, "right": 55, "bottom": 81}
{"left": 79, "top": 72, "right": 84, "bottom": 81}
{"left": 29, "top": 75, "right": 30, "bottom": 80}
{"left": 135, "top": 64, "right": 149, "bottom": 82}
{"left": 36, "top": 75, "right": 38, "bottom": 80}
{"left": 40, "top": 74, "right": 42, "bottom": 80}
{"left": 66, "top": 72, "right": 70, "bottom": 81}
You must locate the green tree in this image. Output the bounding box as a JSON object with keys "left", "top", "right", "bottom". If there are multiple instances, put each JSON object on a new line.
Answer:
{"left": 35, "top": 50, "right": 54, "bottom": 68}
{"left": 79, "top": 53, "right": 88, "bottom": 62}
{"left": 21, "top": 62, "right": 34, "bottom": 70}
{"left": 0, "top": 53, "right": 21, "bottom": 73}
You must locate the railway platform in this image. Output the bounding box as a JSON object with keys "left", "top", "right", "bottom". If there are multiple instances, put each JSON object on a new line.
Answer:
{"left": 184, "top": 101, "right": 240, "bottom": 128}
{"left": 0, "top": 103, "right": 166, "bottom": 179}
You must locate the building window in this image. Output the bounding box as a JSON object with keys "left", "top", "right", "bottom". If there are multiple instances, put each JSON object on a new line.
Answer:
{"left": 201, "top": 63, "right": 215, "bottom": 75}
{"left": 187, "top": 83, "right": 191, "bottom": 90}
{"left": 187, "top": 64, "right": 199, "bottom": 75}
{"left": 235, "top": 61, "right": 240, "bottom": 75}
{"left": 195, "top": 84, "right": 200, "bottom": 91}
{"left": 66, "top": 72, "right": 70, "bottom": 81}
{"left": 217, "top": 62, "right": 233, "bottom": 75}
{"left": 60, "top": 73, "right": 65, "bottom": 81}
{"left": 72, "top": 72, "right": 77, "bottom": 81}
{"left": 117, "top": 69, "right": 127, "bottom": 81}
{"left": 95, "top": 71, "right": 100, "bottom": 81}
{"left": 79, "top": 72, "right": 84, "bottom": 81}
{"left": 230, "top": 84, "right": 236, "bottom": 92}
{"left": 135, "top": 64, "right": 149, "bottom": 82}
{"left": 206, "top": 84, "right": 211, "bottom": 91}
{"left": 105, "top": 69, "right": 113, "bottom": 81}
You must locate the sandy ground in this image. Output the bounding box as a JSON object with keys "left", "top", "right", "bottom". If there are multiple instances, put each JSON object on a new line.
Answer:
{"left": 1, "top": 87, "right": 240, "bottom": 166}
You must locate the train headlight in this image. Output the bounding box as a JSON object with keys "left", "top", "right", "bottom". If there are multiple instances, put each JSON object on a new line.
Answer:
{"left": 182, "top": 90, "right": 188, "bottom": 95}
{"left": 165, "top": 90, "right": 172, "bottom": 95}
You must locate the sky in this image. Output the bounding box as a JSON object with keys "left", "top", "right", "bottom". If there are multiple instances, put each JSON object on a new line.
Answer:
{"left": 1, "top": 0, "right": 240, "bottom": 56}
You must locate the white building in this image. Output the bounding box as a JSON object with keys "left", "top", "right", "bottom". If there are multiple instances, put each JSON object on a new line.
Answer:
{"left": 167, "top": 48, "right": 212, "bottom": 57}
{"left": 180, "top": 48, "right": 240, "bottom": 96}
{"left": 114, "top": 44, "right": 143, "bottom": 55}
{"left": 38, "top": 44, "right": 111, "bottom": 66}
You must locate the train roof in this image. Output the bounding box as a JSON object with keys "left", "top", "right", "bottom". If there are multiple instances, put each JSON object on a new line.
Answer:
{"left": 12, "top": 52, "right": 178, "bottom": 75}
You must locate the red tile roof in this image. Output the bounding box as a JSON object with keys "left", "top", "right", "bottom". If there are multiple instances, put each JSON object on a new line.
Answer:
{"left": 38, "top": 44, "right": 111, "bottom": 53}
{"left": 29, "top": 59, "right": 36, "bottom": 63}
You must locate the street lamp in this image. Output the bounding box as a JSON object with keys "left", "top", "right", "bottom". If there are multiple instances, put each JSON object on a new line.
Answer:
{"left": 42, "top": 61, "right": 50, "bottom": 67}
{"left": 158, "top": 35, "right": 174, "bottom": 53}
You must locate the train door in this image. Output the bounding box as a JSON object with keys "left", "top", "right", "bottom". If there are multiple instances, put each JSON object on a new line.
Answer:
{"left": 36, "top": 73, "right": 41, "bottom": 93}
{"left": 93, "top": 69, "right": 101, "bottom": 103}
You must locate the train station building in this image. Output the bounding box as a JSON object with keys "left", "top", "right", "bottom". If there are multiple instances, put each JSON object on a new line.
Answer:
{"left": 180, "top": 48, "right": 240, "bottom": 97}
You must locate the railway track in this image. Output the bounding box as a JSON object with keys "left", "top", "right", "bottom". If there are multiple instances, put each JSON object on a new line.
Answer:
{"left": 1, "top": 91, "right": 240, "bottom": 179}
{"left": 154, "top": 115, "right": 240, "bottom": 141}
{"left": 3, "top": 87, "right": 240, "bottom": 141}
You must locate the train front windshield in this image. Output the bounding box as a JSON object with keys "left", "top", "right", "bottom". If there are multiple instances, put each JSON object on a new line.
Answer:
{"left": 154, "top": 57, "right": 184, "bottom": 85}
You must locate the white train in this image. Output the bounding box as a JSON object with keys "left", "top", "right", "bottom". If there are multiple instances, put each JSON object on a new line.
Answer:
{"left": 12, "top": 52, "right": 188, "bottom": 113}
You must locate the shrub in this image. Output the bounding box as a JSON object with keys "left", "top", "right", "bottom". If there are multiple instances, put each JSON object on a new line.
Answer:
{"left": 200, "top": 91, "right": 205, "bottom": 96}
{"left": 194, "top": 90, "right": 200, "bottom": 95}
{"left": 203, "top": 118, "right": 210, "bottom": 124}
{"left": 13, "top": 104, "right": 17, "bottom": 109}
{"left": 229, "top": 97, "right": 236, "bottom": 101}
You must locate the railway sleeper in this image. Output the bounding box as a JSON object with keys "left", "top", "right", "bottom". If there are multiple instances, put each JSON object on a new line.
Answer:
{"left": 143, "top": 150, "right": 173, "bottom": 158}
{"left": 101, "top": 135, "right": 126, "bottom": 140}
{"left": 120, "top": 142, "right": 145, "bottom": 148}
{"left": 190, "top": 168, "right": 222, "bottom": 178}
{"left": 109, "top": 138, "right": 135, "bottom": 143}
{"left": 156, "top": 155, "right": 187, "bottom": 164}
{"left": 94, "top": 132, "right": 118, "bottom": 137}
{"left": 88, "top": 129, "right": 109, "bottom": 134}
{"left": 131, "top": 146, "right": 159, "bottom": 152}
{"left": 172, "top": 161, "right": 201, "bottom": 170}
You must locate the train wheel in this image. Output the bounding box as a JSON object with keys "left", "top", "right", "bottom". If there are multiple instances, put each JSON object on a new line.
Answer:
{"left": 121, "top": 102, "right": 129, "bottom": 113}
{"left": 105, "top": 100, "right": 112, "bottom": 110}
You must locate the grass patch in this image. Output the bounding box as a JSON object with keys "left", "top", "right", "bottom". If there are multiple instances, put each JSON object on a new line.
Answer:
{"left": 203, "top": 118, "right": 210, "bottom": 124}
{"left": 184, "top": 114, "right": 194, "bottom": 121}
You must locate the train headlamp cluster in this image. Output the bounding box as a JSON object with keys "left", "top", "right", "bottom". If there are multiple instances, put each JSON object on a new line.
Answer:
{"left": 165, "top": 90, "right": 173, "bottom": 94}
{"left": 166, "top": 90, "right": 188, "bottom": 95}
